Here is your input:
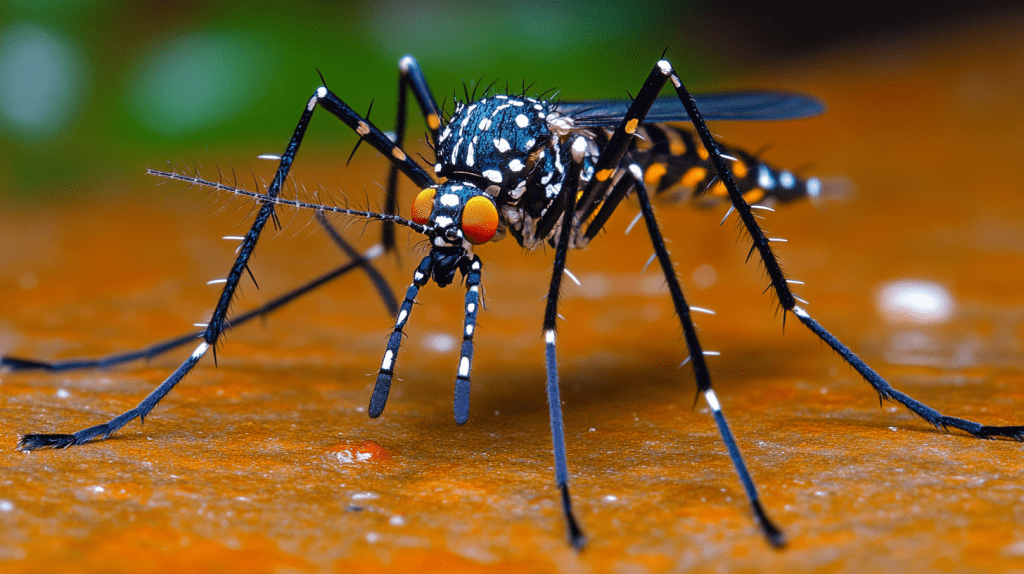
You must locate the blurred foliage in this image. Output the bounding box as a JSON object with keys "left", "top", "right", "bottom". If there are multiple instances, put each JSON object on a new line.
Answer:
{"left": 0, "top": 1, "right": 722, "bottom": 200}
{"left": 0, "top": 0, "right": 1017, "bottom": 201}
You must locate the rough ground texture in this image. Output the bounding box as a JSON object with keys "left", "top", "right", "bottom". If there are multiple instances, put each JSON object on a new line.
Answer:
{"left": 1, "top": 18, "right": 1023, "bottom": 574}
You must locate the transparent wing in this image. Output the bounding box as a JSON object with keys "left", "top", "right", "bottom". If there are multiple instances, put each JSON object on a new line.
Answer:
{"left": 559, "top": 91, "right": 826, "bottom": 127}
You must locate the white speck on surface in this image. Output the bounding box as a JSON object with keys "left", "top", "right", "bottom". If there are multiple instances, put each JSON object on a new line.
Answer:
{"left": 0, "top": 500, "right": 13, "bottom": 512}
{"left": 56, "top": 389, "right": 69, "bottom": 398}
{"left": 351, "top": 492, "right": 378, "bottom": 501}
{"left": 579, "top": 274, "right": 611, "bottom": 299}
{"left": 389, "top": 515, "right": 405, "bottom": 526}
{"left": 423, "top": 333, "right": 457, "bottom": 353}
{"left": 692, "top": 264, "right": 717, "bottom": 290}
{"left": 604, "top": 495, "right": 617, "bottom": 502}
{"left": 365, "top": 532, "right": 380, "bottom": 543}
{"left": 90, "top": 486, "right": 104, "bottom": 493}
{"left": 18, "top": 272, "right": 38, "bottom": 290}
{"left": 877, "top": 280, "right": 955, "bottom": 324}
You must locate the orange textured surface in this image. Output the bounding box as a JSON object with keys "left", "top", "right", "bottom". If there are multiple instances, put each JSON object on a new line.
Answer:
{"left": 2, "top": 19, "right": 1024, "bottom": 574}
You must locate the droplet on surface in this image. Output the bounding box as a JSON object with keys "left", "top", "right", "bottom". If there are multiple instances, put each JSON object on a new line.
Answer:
{"left": 876, "top": 280, "right": 955, "bottom": 324}
{"left": 327, "top": 440, "right": 393, "bottom": 464}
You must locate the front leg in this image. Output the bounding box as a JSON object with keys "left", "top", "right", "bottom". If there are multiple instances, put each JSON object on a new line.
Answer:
{"left": 453, "top": 256, "right": 483, "bottom": 425}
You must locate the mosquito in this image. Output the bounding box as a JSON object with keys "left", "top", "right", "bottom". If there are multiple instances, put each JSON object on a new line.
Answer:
{"left": 7, "top": 55, "right": 1023, "bottom": 550}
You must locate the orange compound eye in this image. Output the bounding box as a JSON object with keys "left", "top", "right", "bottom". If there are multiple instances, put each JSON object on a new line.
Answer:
{"left": 461, "top": 196, "right": 499, "bottom": 245}
{"left": 411, "top": 188, "right": 436, "bottom": 225}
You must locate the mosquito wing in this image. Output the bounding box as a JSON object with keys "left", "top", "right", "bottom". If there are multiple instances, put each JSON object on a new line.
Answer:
{"left": 559, "top": 91, "right": 826, "bottom": 127}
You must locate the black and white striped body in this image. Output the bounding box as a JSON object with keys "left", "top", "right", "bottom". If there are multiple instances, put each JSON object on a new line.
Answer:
{"left": 432, "top": 94, "right": 821, "bottom": 252}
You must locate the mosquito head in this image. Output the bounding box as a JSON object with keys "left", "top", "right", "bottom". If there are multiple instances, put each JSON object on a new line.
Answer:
{"left": 410, "top": 181, "right": 498, "bottom": 287}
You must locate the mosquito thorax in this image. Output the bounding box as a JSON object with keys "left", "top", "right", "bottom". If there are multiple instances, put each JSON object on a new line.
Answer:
{"left": 434, "top": 95, "right": 558, "bottom": 196}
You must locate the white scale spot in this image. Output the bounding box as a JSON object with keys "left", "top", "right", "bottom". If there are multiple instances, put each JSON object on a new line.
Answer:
{"left": 758, "top": 165, "right": 776, "bottom": 189}
{"left": 396, "top": 310, "right": 408, "bottom": 326}
{"left": 806, "top": 177, "right": 822, "bottom": 198}
{"left": 493, "top": 138, "right": 511, "bottom": 153}
{"left": 465, "top": 324, "right": 474, "bottom": 336}
{"left": 508, "top": 159, "right": 524, "bottom": 172}
{"left": 510, "top": 100, "right": 524, "bottom": 106}
{"left": 877, "top": 280, "right": 955, "bottom": 324}
{"left": 316, "top": 86, "right": 327, "bottom": 98}
{"left": 525, "top": 138, "right": 535, "bottom": 149}
{"left": 515, "top": 114, "right": 529, "bottom": 128}
{"left": 467, "top": 303, "right": 476, "bottom": 313}
{"left": 483, "top": 170, "right": 503, "bottom": 183}
{"left": 191, "top": 342, "right": 209, "bottom": 359}
{"left": 545, "top": 329, "right": 556, "bottom": 344}
{"left": 779, "top": 171, "right": 796, "bottom": 189}
{"left": 459, "top": 357, "right": 470, "bottom": 377}
{"left": 466, "top": 142, "right": 475, "bottom": 166}
{"left": 381, "top": 350, "right": 394, "bottom": 371}
{"left": 478, "top": 117, "right": 492, "bottom": 131}
{"left": 440, "top": 194, "right": 460, "bottom": 207}
{"left": 435, "top": 215, "right": 454, "bottom": 227}
{"left": 704, "top": 389, "right": 721, "bottom": 412}
{"left": 533, "top": 104, "right": 543, "bottom": 110}
{"left": 435, "top": 163, "right": 442, "bottom": 174}
{"left": 572, "top": 136, "right": 588, "bottom": 154}
{"left": 439, "top": 126, "right": 451, "bottom": 142}
{"left": 451, "top": 138, "right": 462, "bottom": 164}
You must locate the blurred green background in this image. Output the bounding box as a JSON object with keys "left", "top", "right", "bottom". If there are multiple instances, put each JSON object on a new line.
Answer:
{"left": 0, "top": 0, "right": 1018, "bottom": 202}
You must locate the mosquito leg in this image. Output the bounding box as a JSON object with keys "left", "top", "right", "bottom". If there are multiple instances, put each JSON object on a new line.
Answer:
{"left": 3, "top": 231, "right": 393, "bottom": 373}
{"left": 562, "top": 59, "right": 786, "bottom": 545}
{"left": 453, "top": 256, "right": 482, "bottom": 425}
{"left": 580, "top": 171, "right": 634, "bottom": 244}
{"left": 379, "top": 56, "right": 443, "bottom": 252}
{"left": 315, "top": 212, "right": 398, "bottom": 316}
{"left": 663, "top": 63, "right": 1024, "bottom": 441}
{"left": 369, "top": 255, "right": 433, "bottom": 418}
{"left": 630, "top": 165, "right": 785, "bottom": 547}
{"left": 541, "top": 137, "right": 588, "bottom": 550}
{"left": 17, "top": 84, "right": 429, "bottom": 450}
